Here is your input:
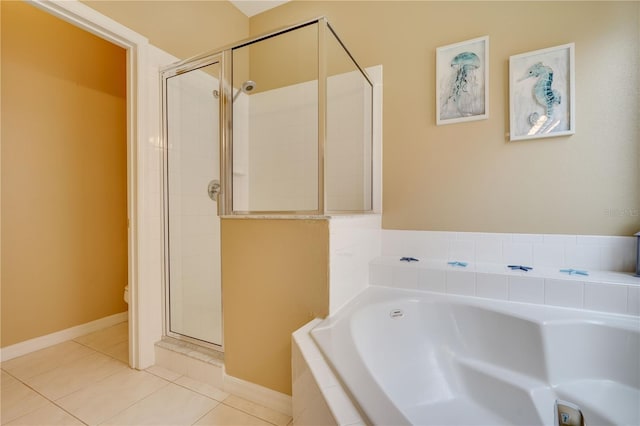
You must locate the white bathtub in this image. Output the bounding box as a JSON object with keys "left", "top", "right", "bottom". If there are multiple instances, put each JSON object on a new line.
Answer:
{"left": 310, "top": 286, "right": 640, "bottom": 425}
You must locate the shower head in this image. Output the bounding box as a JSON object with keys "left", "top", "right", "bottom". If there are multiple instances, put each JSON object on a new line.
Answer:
{"left": 241, "top": 80, "right": 257, "bottom": 93}
{"left": 233, "top": 80, "right": 257, "bottom": 101}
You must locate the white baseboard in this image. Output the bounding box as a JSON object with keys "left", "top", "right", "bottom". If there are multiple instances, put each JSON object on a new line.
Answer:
{"left": 224, "top": 373, "right": 292, "bottom": 416}
{"left": 1, "top": 311, "right": 128, "bottom": 362}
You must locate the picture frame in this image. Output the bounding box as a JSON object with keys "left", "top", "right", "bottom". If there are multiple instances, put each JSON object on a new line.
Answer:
{"left": 509, "top": 43, "right": 575, "bottom": 141}
{"left": 436, "top": 36, "right": 489, "bottom": 125}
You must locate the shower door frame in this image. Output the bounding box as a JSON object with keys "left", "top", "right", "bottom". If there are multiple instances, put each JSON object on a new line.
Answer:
{"left": 161, "top": 53, "right": 226, "bottom": 350}
{"left": 223, "top": 17, "right": 375, "bottom": 216}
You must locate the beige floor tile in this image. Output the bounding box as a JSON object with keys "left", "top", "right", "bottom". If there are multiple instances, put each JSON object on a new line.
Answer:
{"left": 1, "top": 341, "right": 94, "bottom": 381}
{"left": 75, "top": 322, "right": 128, "bottom": 353}
{"left": 1, "top": 375, "right": 50, "bottom": 424}
{"left": 145, "top": 365, "right": 182, "bottom": 382}
{"left": 102, "top": 382, "right": 219, "bottom": 425}
{"left": 102, "top": 340, "right": 129, "bottom": 364}
{"left": 1, "top": 370, "right": 20, "bottom": 387}
{"left": 174, "top": 376, "right": 229, "bottom": 402}
{"left": 223, "top": 395, "right": 291, "bottom": 426}
{"left": 56, "top": 369, "right": 168, "bottom": 425}
{"left": 4, "top": 401, "right": 83, "bottom": 425}
{"left": 194, "top": 404, "right": 272, "bottom": 426}
{"left": 24, "top": 352, "right": 128, "bottom": 400}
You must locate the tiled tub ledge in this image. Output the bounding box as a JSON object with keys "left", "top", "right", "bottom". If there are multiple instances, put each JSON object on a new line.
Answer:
{"left": 369, "top": 257, "right": 640, "bottom": 316}
{"left": 292, "top": 320, "right": 364, "bottom": 426}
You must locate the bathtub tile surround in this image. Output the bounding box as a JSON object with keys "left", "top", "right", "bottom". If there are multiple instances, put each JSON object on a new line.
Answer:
{"left": 292, "top": 319, "right": 364, "bottom": 426}
{"left": 381, "top": 230, "right": 636, "bottom": 272}
{"left": 418, "top": 269, "right": 447, "bottom": 293}
{"left": 370, "top": 258, "right": 639, "bottom": 315}
{"left": 628, "top": 286, "right": 640, "bottom": 315}
{"left": 329, "top": 215, "right": 382, "bottom": 314}
{"left": 544, "top": 279, "right": 584, "bottom": 308}
{"left": 475, "top": 273, "right": 509, "bottom": 300}
{"left": 292, "top": 230, "right": 639, "bottom": 425}
{"left": 371, "top": 230, "right": 639, "bottom": 316}
{"left": 583, "top": 283, "right": 629, "bottom": 315}
{"left": 508, "top": 276, "right": 545, "bottom": 304}
{"left": 445, "top": 270, "right": 476, "bottom": 296}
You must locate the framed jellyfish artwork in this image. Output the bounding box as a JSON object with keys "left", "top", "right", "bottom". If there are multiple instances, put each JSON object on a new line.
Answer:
{"left": 436, "top": 36, "right": 489, "bottom": 125}
{"left": 509, "top": 43, "right": 575, "bottom": 141}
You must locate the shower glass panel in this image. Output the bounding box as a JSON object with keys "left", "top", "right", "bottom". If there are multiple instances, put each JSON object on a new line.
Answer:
{"left": 231, "top": 22, "right": 319, "bottom": 213}
{"left": 160, "top": 18, "right": 372, "bottom": 351}
{"left": 164, "top": 60, "right": 222, "bottom": 347}
{"left": 325, "top": 27, "right": 373, "bottom": 212}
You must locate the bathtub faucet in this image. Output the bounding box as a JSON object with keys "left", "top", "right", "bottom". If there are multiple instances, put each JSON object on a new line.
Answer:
{"left": 555, "top": 400, "right": 585, "bottom": 426}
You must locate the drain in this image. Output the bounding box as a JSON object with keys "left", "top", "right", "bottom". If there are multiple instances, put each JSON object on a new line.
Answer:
{"left": 390, "top": 309, "right": 404, "bottom": 319}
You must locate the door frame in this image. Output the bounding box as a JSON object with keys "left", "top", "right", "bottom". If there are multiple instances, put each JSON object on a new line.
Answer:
{"left": 161, "top": 55, "right": 225, "bottom": 350}
{"left": 31, "top": 0, "right": 150, "bottom": 369}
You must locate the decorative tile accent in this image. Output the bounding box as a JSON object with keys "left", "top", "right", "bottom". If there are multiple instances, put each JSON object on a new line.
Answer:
{"left": 379, "top": 230, "right": 636, "bottom": 273}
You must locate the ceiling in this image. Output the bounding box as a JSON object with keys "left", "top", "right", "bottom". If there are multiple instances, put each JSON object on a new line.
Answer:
{"left": 228, "top": 0, "right": 289, "bottom": 17}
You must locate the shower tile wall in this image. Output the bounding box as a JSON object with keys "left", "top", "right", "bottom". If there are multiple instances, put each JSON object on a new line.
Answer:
{"left": 232, "top": 93, "right": 250, "bottom": 210}
{"left": 326, "top": 70, "right": 372, "bottom": 212}
{"left": 167, "top": 69, "right": 221, "bottom": 344}
{"left": 247, "top": 81, "right": 319, "bottom": 211}
{"left": 235, "top": 71, "right": 371, "bottom": 212}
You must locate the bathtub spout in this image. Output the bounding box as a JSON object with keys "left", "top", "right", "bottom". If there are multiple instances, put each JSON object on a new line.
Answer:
{"left": 555, "top": 400, "right": 585, "bottom": 426}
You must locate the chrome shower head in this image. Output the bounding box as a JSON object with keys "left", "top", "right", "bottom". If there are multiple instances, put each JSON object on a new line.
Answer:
{"left": 241, "top": 80, "right": 256, "bottom": 93}
{"left": 233, "top": 80, "right": 257, "bottom": 101}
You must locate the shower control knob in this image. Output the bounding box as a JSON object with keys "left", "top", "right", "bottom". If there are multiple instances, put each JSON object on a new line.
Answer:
{"left": 208, "top": 179, "right": 221, "bottom": 202}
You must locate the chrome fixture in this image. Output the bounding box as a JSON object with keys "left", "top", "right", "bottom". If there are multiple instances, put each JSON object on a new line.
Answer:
{"left": 208, "top": 179, "right": 221, "bottom": 201}
{"left": 635, "top": 231, "right": 640, "bottom": 277}
{"left": 232, "top": 80, "right": 257, "bottom": 101}
{"left": 555, "top": 400, "right": 585, "bottom": 426}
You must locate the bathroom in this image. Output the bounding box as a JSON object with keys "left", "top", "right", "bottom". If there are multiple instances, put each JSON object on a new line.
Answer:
{"left": 1, "top": 0, "right": 638, "bottom": 425}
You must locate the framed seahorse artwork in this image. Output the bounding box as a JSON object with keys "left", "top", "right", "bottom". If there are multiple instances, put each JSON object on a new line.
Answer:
{"left": 436, "top": 36, "right": 489, "bottom": 125}
{"left": 509, "top": 43, "right": 575, "bottom": 141}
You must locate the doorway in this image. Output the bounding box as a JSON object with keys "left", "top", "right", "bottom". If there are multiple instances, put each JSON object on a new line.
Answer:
{"left": 14, "top": 0, "right": 153, "bottom": 369}
{"left": 1, "top": 0, "right": 129, "bottom": 360}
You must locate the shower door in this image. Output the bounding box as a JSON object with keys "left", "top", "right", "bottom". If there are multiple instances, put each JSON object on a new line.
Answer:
{"left": 164, "top": 59, "right": 222, "bottom": 348}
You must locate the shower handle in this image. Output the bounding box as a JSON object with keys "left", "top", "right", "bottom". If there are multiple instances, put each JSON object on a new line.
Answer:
{"left": 208, "top": 179, "right": 221, "bottom": 202}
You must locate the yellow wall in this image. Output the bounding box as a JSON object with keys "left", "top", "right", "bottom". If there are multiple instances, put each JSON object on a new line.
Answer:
{"left": 221, "top": 219, "right": 329, "bottom": 395}
{"left": 82, "top": 0, "right": 250, "bottom": 61}
{"left": 76, "top": 0, "right": 639, "bottom": 397}
{"left": 252, "top": 0, "right": 640, "bottom": 236}
{"left": 1, "top": 1, "right": 128, "bottom": 347}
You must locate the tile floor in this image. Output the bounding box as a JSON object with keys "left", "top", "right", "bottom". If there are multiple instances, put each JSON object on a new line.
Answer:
{"left": 1, "top": 322, "right": 292, "bottom": 426}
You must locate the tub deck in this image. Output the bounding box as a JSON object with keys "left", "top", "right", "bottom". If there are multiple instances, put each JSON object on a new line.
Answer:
{"left": 311, "top": 286, "right": 640, "bottom": 425}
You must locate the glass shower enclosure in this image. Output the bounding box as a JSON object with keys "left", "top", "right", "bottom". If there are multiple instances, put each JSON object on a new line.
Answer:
{"left": 161, "top": 17, "right": 373, "bottom": 349}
